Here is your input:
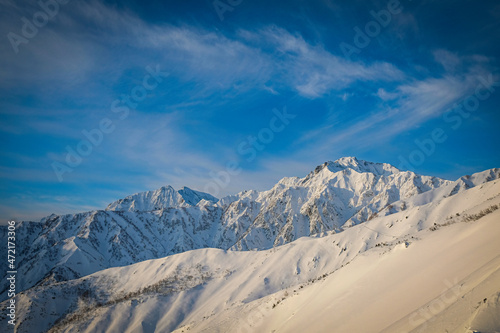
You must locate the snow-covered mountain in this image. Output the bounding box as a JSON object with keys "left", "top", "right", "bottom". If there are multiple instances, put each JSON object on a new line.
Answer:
{"left": 2, "top": 174, "right": 500, "bottom": 333}
{"left": 1, "top": 157, "right": 499, "bottom": 305}
{"left": 106, "top": 185, "right": 218, "bottom": 211}
{"left": 220, "top": 157, "right": 452, "bottom": 251}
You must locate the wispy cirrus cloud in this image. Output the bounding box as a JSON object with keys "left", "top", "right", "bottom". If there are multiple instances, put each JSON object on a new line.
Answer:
{"left": 239, "top": 26, "right": 405, "bottom": 97}
{"left": 0, "top": 0, "right": 406, "bottom": 100}
{"left": 294, "top": 51, "right": 496, "bottom": 155}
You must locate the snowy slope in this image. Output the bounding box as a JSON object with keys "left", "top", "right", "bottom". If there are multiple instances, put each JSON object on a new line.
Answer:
{"left": 237, "top": 195, "right": 500, "bottom": 333}
{"left": 2, "top": 178, "right": 499, "bottom": 333}
{"left": 1, "top": 158, "right": 498, "bottom": 303}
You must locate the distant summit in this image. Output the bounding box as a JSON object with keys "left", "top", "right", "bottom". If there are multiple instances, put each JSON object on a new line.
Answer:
{"left": 325, "top": 156, "right": 401, "bottom": 176}
{"left": 106, "top": 185, "right": 218, "bottom": 211}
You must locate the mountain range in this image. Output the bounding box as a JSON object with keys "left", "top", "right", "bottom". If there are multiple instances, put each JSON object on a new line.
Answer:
{"left": 1, "top": 157, "right": 499, "bottom": 332}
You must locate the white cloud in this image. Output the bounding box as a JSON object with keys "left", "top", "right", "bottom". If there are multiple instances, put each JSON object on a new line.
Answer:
{"left": 433, "top": 49, "right": 461, "bottom": 72}
{"left": 296, "top": 53, "right": 494, "bottom": 153}
{"left": 0, "top": 2, "right": 407, "bottom": 100}
{"left": 245, "top": 26, "right": 405, "bottom": 98}
{"left": 375, "top": 88, "right": 399, "bottom": 101}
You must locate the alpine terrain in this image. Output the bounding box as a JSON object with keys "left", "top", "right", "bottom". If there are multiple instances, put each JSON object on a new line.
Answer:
{"left": 1, "top": 157, "right": 499, "bottom": 333}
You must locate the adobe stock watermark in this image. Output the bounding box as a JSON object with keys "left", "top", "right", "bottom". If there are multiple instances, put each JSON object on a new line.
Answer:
{"left": 408, "top": 278, "right": 463, "bottom": 332}
{"left": 203, "top": 106, "right": 296, "bottom": 197}
{"left": 213, "top": 0, "right": 243, "bottom": 21}
{"left": 7, "top": 0, "right": 71, "bottom": 54}
{"left": 339, "top": 0, "right": 405, "bottom": 59}
{"left": 51, "top": 65, "right": 169, "bottom": 182}
{"left": 398, "top": 74, "right": 499, "bottom": 171}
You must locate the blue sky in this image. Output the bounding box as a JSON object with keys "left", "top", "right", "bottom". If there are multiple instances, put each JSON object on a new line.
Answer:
{"left": 1, "top": 0, "right": 499, "bottom": 221}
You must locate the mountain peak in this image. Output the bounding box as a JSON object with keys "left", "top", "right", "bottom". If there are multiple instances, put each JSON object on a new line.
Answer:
{"left": 324, "top": 157, "right": 401, "bottom": 176}
{"left": 334, "top": 156, "right": 360, "bottom": 165}
{"left": 178, "top": 186, "right": 218, "bottom": 206}
{"left": 106, "top": 185, "right": 218, "bottom": 211}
